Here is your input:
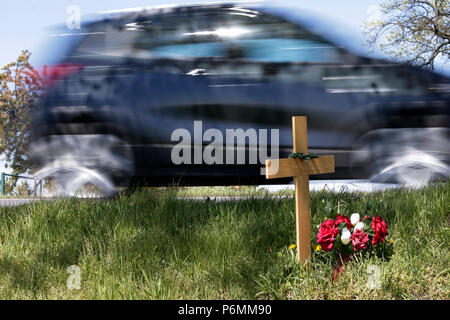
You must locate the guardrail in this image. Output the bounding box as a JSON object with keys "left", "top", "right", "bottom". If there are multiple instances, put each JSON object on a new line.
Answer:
{"left": 0, "top": 172, "right": 43, "bottom": 196}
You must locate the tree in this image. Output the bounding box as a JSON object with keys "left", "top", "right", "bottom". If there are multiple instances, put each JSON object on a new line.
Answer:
{"left": 364, "top": 0, "right": 449, "bottom": 70}
{"left": 15, "top": 180, "right": 31, "bottom": 197}
{"left": 0, "top": 50, "right": 45, "bottom": 176}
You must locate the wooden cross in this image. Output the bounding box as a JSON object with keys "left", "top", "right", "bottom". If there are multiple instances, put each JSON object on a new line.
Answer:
{"left": 265, "top": 116, "right": 335, "bottom": 264}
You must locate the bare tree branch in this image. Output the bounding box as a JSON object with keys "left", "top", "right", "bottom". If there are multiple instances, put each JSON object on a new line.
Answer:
{"left": 363, "top": 0, "right": 449, "bottom": 70}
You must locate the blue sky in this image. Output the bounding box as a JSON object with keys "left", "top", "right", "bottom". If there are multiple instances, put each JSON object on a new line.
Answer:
{"left": 0, "top": 0, "right": 439, "bottom": 173}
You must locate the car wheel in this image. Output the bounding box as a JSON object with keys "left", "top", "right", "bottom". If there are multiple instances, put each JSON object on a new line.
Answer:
{"left": 350, "top": 128, "right": 450, "bottom": 186}
{"left": 31, "top": 134, "right": 134, "bottom": 197}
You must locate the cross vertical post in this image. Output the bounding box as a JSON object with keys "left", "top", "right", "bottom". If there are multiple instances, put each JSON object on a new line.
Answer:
{"left": 265, "top": 116, "right": 335, "bottom": 264}
{"left": 292, "top": 117, "right": 311, "bottom": 263}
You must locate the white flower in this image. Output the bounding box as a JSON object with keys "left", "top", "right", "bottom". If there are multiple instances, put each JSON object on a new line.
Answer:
{"left": 354, "top": 222, "right": 365, "bottom": 231}
{"left": 341, "top": 228, "right": 351, "bottom": 245}
{"left": 351, "top": 213, "right": 360, "bottom": 225}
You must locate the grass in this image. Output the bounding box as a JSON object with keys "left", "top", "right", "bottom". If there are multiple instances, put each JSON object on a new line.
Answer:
{"left": 0, "top": 182, "right": 448, "bottom": 299}
{"left": 152, "top": 185, "right": 294, "bottom": 197}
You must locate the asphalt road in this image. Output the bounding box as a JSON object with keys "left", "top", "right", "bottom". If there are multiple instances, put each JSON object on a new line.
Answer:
{"left": 0, "top": 180, "right": 404, "bottom": 207}
{"left": 258, "top": 179, "right": 401, "bottom": 193}
{"left": 0, "top": 198, "right": 45, "bottom": 207}
{"left": 0, "top": 195, "right": 294, "bottom": 207}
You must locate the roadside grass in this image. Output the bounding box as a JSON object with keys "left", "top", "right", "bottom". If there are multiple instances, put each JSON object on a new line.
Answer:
{"left": 151, "top": 185, "right": 294, "bottom": 197}
{"left": 0, "top": 182, "right": 448, "bottom": 299}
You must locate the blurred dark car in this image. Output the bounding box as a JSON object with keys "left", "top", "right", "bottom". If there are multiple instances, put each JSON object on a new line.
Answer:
{"left": 31, "top": 3, "right": 450, "bottom": 195}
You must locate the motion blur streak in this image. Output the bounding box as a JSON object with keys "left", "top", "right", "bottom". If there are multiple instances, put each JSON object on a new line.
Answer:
{"left": 372, "top": 148, "right": 449, "bottom": 186}
{"left": 30, "top": 2, "right": 449, "bottom": 196}
{"left": 31, "top": 135, "right": 133, "bottom": 197}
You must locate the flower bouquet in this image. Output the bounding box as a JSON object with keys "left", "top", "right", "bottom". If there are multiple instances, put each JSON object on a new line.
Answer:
{"left": 315, "top": 212, "right": 393, "bottom": 281}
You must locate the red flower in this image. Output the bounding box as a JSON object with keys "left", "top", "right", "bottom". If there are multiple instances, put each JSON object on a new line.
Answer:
{"left": 371, "top": 215, "right": 388, "bottom": 245}
{"left": 335, "top": 214, "right": 352, "bottom": 229}
{"left": 350, "top": 229, "right": 369, "bottom": 251}
{"left": 317, "top": 219, "right": 339, "bottom": 251}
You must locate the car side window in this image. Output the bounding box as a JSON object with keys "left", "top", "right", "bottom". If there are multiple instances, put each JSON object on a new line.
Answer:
{"left": 119, "top": 8, "right": 344, "bottom": 63}
{"left": 233, "top": 38, "right": 340, "bottom": 63}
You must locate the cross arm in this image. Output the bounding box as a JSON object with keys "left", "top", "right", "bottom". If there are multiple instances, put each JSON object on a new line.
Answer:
{"left": 265, "top": 156, "right": 335, "bottom": 179}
